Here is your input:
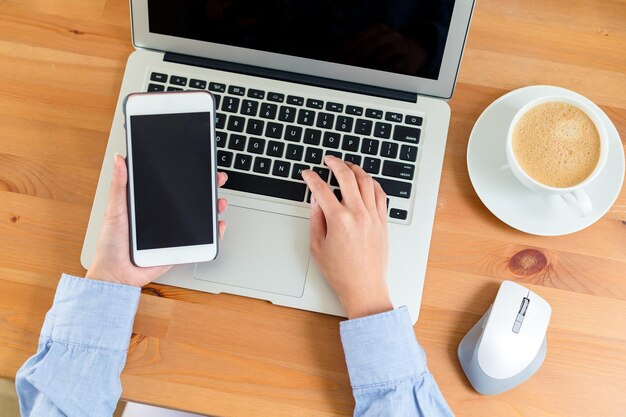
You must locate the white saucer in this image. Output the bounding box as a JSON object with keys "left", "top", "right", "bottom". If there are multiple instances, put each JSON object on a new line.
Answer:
{"left": 467, "top": 85, "right": 624, "bottom": 236}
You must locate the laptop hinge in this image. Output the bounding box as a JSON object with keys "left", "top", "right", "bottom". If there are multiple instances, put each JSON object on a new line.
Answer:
{"left": 164, "top": 52, "right": 418, "bottom": 103}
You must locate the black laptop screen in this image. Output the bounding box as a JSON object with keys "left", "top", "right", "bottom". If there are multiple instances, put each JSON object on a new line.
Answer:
{"left": 148, "top": 0, "right": 455, "bottom": 80}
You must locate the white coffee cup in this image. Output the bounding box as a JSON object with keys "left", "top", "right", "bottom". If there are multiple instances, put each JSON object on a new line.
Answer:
{"left": 505, "top": 95, "right": 609, "bottom": 217}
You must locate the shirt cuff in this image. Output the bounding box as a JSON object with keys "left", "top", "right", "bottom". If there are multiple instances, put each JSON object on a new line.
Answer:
{"left": 40, "top": 274, "right": 141, "bottom": 351}
{"left": 340, "top": 306, "right": 427, "bottom": 388}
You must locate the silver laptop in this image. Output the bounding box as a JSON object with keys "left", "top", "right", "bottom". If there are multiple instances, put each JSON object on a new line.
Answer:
{"left": 81, "top": 0, "right": 475, "bottom": 323}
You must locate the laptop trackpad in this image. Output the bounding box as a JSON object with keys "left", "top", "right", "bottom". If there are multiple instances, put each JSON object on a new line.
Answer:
{"left": 193, "top": 205, "right": 310, "bottom": 297}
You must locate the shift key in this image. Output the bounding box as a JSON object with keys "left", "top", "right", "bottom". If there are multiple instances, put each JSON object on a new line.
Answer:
{"left": 393, "top": 125, "right": 421, "bottom": 144}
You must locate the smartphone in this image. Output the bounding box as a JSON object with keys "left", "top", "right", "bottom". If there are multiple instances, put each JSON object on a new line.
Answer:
{"left": 124, "top": 91, "right": 218, "bottom": 267}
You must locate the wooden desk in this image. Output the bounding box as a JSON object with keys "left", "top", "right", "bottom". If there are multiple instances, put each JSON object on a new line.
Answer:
{"left": 1, "top": 0, "right": 625, "bottom": 416}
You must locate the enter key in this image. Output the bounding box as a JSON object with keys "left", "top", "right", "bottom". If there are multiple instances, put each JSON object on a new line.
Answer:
{"left": 382, "top": 161, "right": 415, "bottom": 180}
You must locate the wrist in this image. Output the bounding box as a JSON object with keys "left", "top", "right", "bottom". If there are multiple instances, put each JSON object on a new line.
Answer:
{"left": 343, "top": 295, "right": 393, "bottom": 320}
{"left": 85, "top": 265, "right": 127, "bottom": 286}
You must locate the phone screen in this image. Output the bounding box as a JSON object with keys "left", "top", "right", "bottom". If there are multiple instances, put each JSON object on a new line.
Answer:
{"left": 130, "top": 112, "right": 214, "bottom": 250}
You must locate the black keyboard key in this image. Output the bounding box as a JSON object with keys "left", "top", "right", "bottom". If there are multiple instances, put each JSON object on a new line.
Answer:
{"left": 247, "top": 137, "right": 266, "bottom": 154}
{"left": 363, "top": 157, "right": 381, "bottom": 174}
{"left": 215, "top": 113, "right": 226, "bottom": 129}
{"left": 150, "top": 72, "right": 167, "bottom": 82}
{"left": 306, "top": 99, "right": 324, "bottom": 109}
{"left": 246, "top": 119, "right": 265, "bottom": 135}
{"left": 234, "top": 153, "right": 253, "bottom": 171}
{"left": 400, "top": 144, "right": 418, "bottom": 162}
{"left": 336, "top": 116, "right": 354, "bottom": 132}
{"left": 330, "top": 174, "right": 339, "bottom": 187}
{"left": 265, "top": 122, "right": 283, "bottom": 139}
{"left": 325, "top": 150, "right": 342, "bottom": 160}
{"left": 374, "top": 177, "right": 412, "bottom": 198}
{"left": 346, "top": 105, "right": 363, "bottom": 116}
{"left": 341, "top": 135, "right": 360, "bottom": 152}
{"left": 266, "top": 141, "right": 284, "bottom": 157}
{"left": 312, "top": 166, "right": 330, "bottom": 182}
{"left": 355, "top": 119, "right": 373, "bottom": 135}
{"left": 287, "top": 95, "right": 304, "bottom": 106}
{"left": 260, "top": 103, "right": 278, "bottom": 119}
{"left": 268, "top": 92, "right": 284, "bottom": 102}
{"left": 228, "top": 85, "right": 245, "bottom": 96}
{"left": 218, "top": 150, "right": 233, "bottom": 167}
{"left": 228, "top": 134, "right": 246, "bottom": 151}
{"left": 247, "top": 89, "right": 265, "bottom": 99}
{"left": 227, "top": 115, "right": 245, "bottom": 132}
{"left": 221, "top": 169, "right": 306, "bottom": 202}
{"left": 385, "top": 112, "right": 403, "bottom": 122}
{"left": 215, "top": 131, "right": 228, "bottom": 148}
{"left": 148, "top": 83, "right": 165, "bottom": 92}
{"left": 222, "top": 96, "right": 240, "bottom": 113}
{"left": 393, "top": 126, "right": 421, "bottom": 144}
{"left": 190, "top": 79, "right": 207, "bottom": 89}
{"left": 405, "top": 115, "right": 423, "bottom": 126}
{"left": 272, "top": 160, "right": 291, "bottom": 177}
{"left": 383, "top": 161, "right": 415, "bottom": 180}
{"left": 209, "top": 82, "right": 226, "bottom": 93}
{"left": 169, "top": 75, "right": 187, "bottom": 86}
{"left": 380, "top": 142, "right": 399, "bottom": 159}
{"left": 213, "top": 94, "right": 221, "bottom": 108}
{"left": 344, "top": 153, "right": 362, "bottom": 165}
{"left": 253, "top": 157, "right": 271, "bottom": 174}
{"left": 322, "top": 132, "right": 341, "bottom": 149}
{"left": 365, "top": 108, "right": 383, "bottom": 119}
{"left": 361, "top": 138, "right": 380, "bottom": 155}
{"left": 374, "top": 122, "right": 392, "bottom": 139}
{"left": 241, "top": 99, "right": 258, "bottom": 116}
{"left": 304, "top": 147, "right": 323, "bottom": 164}
{"left": 297, "top": 109, "right": 315, "bottom": 126}
{"left": 285, "top": 125, "right": 303, "bottom": 142}
{"left": 333, "top": 189, "right": 343, "bottom": 202}
{"left": 326, "top": 102, "right": 343, "bottom": 112}
{"left": 303, "top": 128, "right": 322, "bottom": 145}
{"left": 166, "top": 86, "right": 182, "bottom": 92}
{"left": 316, "top": 112, "right": 335, "bottom": 129}
{"left": 292, "top": 164, "right": 310, "bottom": 180}
{"left": 285, "top": 144, "right": 304, "bottom": 161}
{"left": 390, "top": 208, "right": 408, "bottom": 220}
{"left": 278, "top": 106, "right": 296, "bottom": 123}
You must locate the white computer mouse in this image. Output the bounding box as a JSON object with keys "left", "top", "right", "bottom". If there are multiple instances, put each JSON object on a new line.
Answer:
{"left": 458, "top": 280, "right": 551, "bottom": 395}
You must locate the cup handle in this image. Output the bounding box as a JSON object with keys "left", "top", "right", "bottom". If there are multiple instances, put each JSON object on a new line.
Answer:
{"left": 561, "top": 189, "right": 592, "bottom": 217}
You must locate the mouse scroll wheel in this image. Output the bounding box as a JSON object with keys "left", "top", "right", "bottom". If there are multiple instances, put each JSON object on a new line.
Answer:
{"left": 512, "top": 297, "right": 530, "bottom": 334}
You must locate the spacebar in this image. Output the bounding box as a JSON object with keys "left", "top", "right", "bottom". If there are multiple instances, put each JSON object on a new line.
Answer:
{"left": 221, "top": 170, "right": 307, "bottom": 202}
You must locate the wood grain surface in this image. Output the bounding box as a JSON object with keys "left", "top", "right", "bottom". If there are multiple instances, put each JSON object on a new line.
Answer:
{"left": 1, "top": 0, "right": 625, "bottom": 416}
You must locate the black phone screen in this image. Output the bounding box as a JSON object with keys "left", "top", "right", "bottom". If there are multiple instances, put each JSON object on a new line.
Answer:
{"left": 129, "top": 112, "right": 214, "bottom": 250}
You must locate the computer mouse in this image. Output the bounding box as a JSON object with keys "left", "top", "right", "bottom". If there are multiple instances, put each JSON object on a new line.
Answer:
{"left": 458, "top": 280, "right": 551, "bottom": 395}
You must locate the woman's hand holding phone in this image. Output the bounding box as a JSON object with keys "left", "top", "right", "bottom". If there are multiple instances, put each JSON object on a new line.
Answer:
{"left": 86, "top": 154, "right": 229, "bottom": 288}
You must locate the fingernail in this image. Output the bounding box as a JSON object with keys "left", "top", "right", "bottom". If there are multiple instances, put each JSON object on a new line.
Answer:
{"left": 113, "top": 153, "right": 122, "bottom": 169}
{"left": 310, "top": 194, "right": 317, "bottom": 207}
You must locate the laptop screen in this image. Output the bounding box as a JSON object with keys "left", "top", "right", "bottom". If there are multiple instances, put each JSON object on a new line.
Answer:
{"left": 148, "top": 0, "right": 455, "bottom": 81}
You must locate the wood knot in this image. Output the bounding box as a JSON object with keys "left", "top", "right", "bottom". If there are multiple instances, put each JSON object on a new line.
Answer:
{"left": 508, "top": 249, "right": 548, "bottom": 276}
{"left": 68, "top": 28, "right": 84, "bottom": 35}
{"left": 9, "top": 214, "right": 20, "bottom": 223}
{"left": 141, "top": 286, "right": 163, "bottom": 297}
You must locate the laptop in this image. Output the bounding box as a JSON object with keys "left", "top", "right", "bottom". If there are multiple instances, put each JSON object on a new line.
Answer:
{"left": 81, "top": 0, "right": 475, "bottom": 323}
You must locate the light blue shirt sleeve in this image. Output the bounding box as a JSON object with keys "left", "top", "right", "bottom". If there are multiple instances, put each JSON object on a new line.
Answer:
{"left": 340, "top": 307, "right": 455, "bottom": 417}
{"left": 16, "top": 276, "right": 452, "bottom": 417}
{"left": 15, "top": 274, "right": 141, "bottom": 417}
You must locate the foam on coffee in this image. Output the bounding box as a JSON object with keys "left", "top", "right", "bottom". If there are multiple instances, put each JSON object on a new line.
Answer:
{"left": 512, "top": 102, "right": 601, "bottom": 188}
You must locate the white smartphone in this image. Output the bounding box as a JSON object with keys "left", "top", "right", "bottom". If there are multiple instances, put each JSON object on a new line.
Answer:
{"left": 124, "top": 91, "right": 218, "bottom": 267}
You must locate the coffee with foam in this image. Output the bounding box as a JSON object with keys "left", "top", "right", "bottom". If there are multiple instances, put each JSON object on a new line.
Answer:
{"left": 512, "top": 102, "right": 601, "bottom": 188}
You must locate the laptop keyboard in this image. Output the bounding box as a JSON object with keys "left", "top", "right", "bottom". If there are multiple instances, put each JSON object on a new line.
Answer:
{"left": 147, "top": 71, "right": 422, "bottom": 222}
